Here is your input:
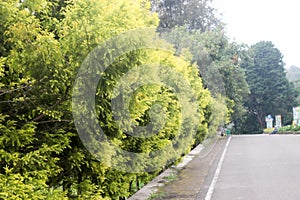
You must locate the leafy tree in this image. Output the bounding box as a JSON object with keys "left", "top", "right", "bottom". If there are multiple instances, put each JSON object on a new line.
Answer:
{"left": 1, "top": 0, "right": 154, "bottom": 198}
{"left": 151, "top": 0, "right": 221, "bottom": 31}
{"left": 1, "top": 0, "right": 212, "bottom": 199}
{"left": 287, "top": 66, "right": 300, "bottom": 105}
{"left": 0, "top": 0, "right": 71, "bottom": 198}
{"left": 218, "top": 42, "right": 250, "bottom": 133}
{"left": 286, "top": 65, "right": 300, "bottom": 104}
{"left": 160, "top": 27, "right": 250, "bottom": 134}
{"left": 241, "top": 41, "right": 297, "bottom": 132}
{"left": 287, "top": 65, "right": 300, "bottom": 82}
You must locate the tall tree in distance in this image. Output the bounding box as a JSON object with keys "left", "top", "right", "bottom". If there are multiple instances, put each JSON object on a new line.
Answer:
{"left": 287, "top": 65, "right": 300, "bottom": 83}
{"left": 286, "top": 65, "right": 300, "bottom": 104}
{"left": 151, "top": 0, "right": 221, "bottom": 31}
{"left": 241, "top": 41, "right": 297, "bottom": 133}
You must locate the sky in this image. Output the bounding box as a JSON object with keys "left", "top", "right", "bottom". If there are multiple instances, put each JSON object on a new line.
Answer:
{"left": 212, "top": 0, "right": 300, "bottom": 68}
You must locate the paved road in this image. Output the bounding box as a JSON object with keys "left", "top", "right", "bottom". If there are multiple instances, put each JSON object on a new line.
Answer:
{"left": 152, "top": 137, "right": 228, "bottom": 200}
{"left": 204, "top": 135, "right": 300, "bottom": 200}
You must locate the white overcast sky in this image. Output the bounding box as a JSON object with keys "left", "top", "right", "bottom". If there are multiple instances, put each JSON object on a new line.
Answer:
{"left": 213, "top": 0, "right": 300, "bottom": 68}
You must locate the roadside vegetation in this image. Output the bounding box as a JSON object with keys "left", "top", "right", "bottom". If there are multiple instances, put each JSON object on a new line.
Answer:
{"left": 279, "top": 125, "right": 300, "bottom": 132}
{"left": 0, "top": 0, "right": 298, "bottom": 199}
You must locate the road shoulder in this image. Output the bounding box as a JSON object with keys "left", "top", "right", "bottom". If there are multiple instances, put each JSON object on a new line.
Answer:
{"left": 128, "top": 136, "right": 228, "bottom": 200}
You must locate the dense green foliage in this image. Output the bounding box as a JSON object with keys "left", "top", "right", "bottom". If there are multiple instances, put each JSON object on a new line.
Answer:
{"left": 159, "top": 26, "right": 250, "bottom": 134}
{"left": 0, "top": 0, "right": 298, "bottom": 199}
{"left": 279, "top": 125, "right": 300, "bottom": 132}
{"left": 0, "top": 0, "right": 165, "bottom": 199}
{"left": 0, "top": 0, "right": 211, "bottom": 199}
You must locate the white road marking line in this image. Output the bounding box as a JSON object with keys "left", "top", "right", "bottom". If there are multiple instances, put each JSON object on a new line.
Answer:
{"left": 204, "top": 136, "right": 232, "bottom": 200}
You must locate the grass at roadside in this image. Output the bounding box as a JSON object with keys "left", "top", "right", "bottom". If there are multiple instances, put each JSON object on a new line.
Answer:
{"left": 264, "top": 125, "right": 300, "bottom": 134}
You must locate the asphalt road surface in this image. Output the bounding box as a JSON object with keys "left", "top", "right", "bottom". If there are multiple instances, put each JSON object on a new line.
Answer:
{"left": 204, "top": 134, "right": 300, "bottom": 200}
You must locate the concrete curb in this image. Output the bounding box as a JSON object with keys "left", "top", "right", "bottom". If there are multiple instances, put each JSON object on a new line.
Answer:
{"left": 128, "top": 138, "right": 217, "bottom": 200}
